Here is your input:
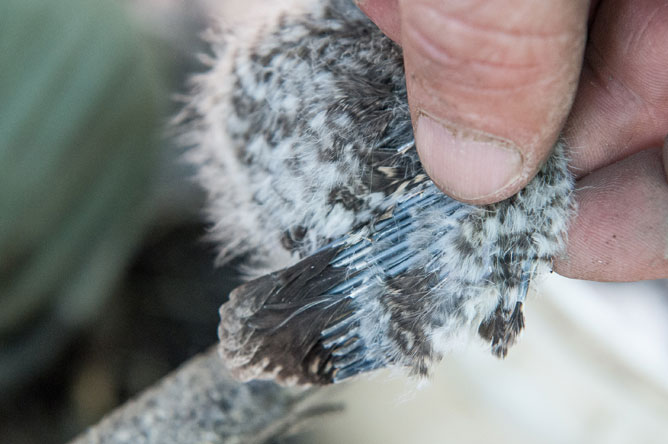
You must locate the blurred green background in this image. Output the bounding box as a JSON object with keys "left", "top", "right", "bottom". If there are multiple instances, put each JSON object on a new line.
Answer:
{"left": 1, "top": 0, "right": 161, "bottom": 390}
{"left": 0, "top": 1, "right": 236, "bottom": 442}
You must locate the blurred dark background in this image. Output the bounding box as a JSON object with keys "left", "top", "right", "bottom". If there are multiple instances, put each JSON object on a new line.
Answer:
{"left": 0, "top": 1, "right": 239, "bottom": 442}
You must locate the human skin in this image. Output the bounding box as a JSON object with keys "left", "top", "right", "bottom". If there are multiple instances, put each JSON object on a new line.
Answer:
{"left": 356, "top": 0, "right": 668, "bottom": 281}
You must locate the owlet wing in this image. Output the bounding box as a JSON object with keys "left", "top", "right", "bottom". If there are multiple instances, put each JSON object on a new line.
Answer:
{"left": 219, "top": 174, "right": 457, "bottom": 385}
{"left": 218, "top": 137, "right": 571, "bottom": 386}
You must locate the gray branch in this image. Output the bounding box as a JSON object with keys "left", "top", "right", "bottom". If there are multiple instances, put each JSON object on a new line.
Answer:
{"left": 69, "top": 347, "right": 340, "bottom": 444}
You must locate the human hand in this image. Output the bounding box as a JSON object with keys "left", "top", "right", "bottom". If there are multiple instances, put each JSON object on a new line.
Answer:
{"left": 357, "top": 0, "right": 668, "bottom": 281}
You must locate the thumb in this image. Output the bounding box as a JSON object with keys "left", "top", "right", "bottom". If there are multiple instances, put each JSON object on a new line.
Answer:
{"left": 399, "top": 0, "right": 588, "bottom": 204}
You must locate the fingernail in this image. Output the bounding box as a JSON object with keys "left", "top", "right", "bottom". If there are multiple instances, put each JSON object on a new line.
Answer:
{"left": 416, "top": 114, "right": 523, "bottom": 202}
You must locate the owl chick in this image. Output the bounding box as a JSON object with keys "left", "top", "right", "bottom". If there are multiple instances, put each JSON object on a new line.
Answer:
{"left": 180, "top": 0, "right": 574, "bottom": 386}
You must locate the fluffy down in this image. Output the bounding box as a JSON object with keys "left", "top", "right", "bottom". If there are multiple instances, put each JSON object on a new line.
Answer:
{"left": 180, "top": 0, "right": 574, "bottom": 385}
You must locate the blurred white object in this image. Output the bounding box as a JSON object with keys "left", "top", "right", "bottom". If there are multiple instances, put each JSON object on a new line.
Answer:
{"left": 306, "top": 275, "right": 668, "bottom": 444}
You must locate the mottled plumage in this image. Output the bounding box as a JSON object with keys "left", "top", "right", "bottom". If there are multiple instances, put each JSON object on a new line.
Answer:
{"left": 181, "top": 0, "right": 574, "bottom": 386}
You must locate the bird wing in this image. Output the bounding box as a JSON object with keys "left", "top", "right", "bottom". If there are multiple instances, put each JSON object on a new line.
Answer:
{"left": 218, "top": 179, "right": 460, "bottom": 385}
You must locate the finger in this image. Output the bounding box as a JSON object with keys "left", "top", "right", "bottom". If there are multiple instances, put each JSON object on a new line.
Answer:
{"left": 355, "top": 0, "right": 401, "bottom": 42}
{"left": 553, "top": 146, "right": 668, "bottom": 281}
{"left": 588, "top": 0, "right": 603, "bottom": 23}
{"left": 399, "top": 0, "right": 588, "bottom": 204}
{"left": 564, "top": 0, "right": 668, "bottom": 177}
